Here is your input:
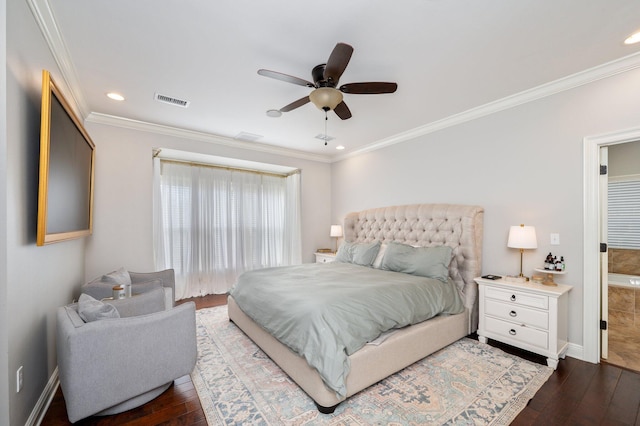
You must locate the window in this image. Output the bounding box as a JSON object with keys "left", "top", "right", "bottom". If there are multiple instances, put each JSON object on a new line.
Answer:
{"left": 153, "top": 159, "right": 301, "bottom": 299}
{"left": 608, "top": 176, "right": 640, "bottom": 249}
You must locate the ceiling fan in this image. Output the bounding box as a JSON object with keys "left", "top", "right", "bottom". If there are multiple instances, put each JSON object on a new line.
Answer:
{"left": 258, "top": 43, "right": 397, "bottom": 120}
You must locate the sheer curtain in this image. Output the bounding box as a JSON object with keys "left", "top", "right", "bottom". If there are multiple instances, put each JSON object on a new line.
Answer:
{"left": 153, "top": 159, "right": 302, "bottom": 299}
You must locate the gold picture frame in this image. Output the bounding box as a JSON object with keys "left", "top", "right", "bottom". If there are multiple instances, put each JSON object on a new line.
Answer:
{"left": 37, "top": 70, "right": 95, "bottom": 246}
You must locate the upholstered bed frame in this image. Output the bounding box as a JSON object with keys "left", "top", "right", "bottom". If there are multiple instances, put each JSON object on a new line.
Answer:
{"left": 228, "top": 203, "right": 484, "bottom": 412}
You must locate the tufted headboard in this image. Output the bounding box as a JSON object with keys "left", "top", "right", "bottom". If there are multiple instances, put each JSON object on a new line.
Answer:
{"left": 343, "top": 204, "right": 484, "bottom": 331}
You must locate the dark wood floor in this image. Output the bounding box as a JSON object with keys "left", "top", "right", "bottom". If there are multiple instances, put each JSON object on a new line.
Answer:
{"left": 42, "top": 294, "right": 640, "bottom": 425}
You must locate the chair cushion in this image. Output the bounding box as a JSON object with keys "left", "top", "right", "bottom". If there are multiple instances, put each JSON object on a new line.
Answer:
{"left": 77, "top": 293, "right": 120, "bottom": 322}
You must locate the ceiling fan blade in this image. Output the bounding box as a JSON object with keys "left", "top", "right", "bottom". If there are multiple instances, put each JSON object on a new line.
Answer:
{"left": 324, "top": 43, "right": 354, "bottom": 84}
{"left": 258, "top": 69, "right": 315, "bottom": 87}
{"left": 333, "top": 101, "right": 352, "bottom": 120}
{"left": 339, "top": 82, "right": 398, "bottom": 94}
{"left": 279, "top": 96, "right": 310, "bottom": 112}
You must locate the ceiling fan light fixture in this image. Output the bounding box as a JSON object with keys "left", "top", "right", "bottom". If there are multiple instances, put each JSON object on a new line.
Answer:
{"left": 266, "top": 109, "right": 282, "bottom": 118}
{"left": 309, "top": 87, "right": 343, "bottom": 111}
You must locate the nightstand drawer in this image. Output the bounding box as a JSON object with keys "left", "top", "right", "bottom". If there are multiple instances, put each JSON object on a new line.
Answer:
{"left": 485, "top": 316, "right": 549, "bottom": 350}
{"left": 315, "top": 253, "right": 336, "bottom": 263}
{"left": 485, "top": 287, "right": 548, "bottom": 310}
{"left": 485, "top": 299, "right": 549, "bottom": 330}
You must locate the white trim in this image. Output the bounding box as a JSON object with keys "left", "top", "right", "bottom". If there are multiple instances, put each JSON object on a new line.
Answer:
{"left": 583, "top": 126, "right": 640, "bottom": 364}
{"left": 30, "top": 0, "right": 640, "bottom": 164}
{"left": 27, "top": 0, "right": 89, "bottom": 118}
{"left": 86, "top": 112, "right": 332, "bottom": 164}
{"left": 26, "top": 367, "right": 59, "bottom": 426}
{"left": 566, "top": 342, "right": 584, "bottom": 362}
{"left": 337, "top": 51, "right": 640, "bottom": 161}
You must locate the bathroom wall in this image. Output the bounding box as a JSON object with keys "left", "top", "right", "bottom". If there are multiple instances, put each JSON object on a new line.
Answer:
{"left": 609, "top": 249, "right": 640, "bottom": 275}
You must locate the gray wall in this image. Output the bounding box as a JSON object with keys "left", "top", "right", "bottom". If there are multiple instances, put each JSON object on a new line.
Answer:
{"left": 82, "top": 122, "right": 332, "bottom": 283}
{"left": 331, "top": 65, "right": 640, "bottom": 349}
{"left": 3, "top": 1, "right": 87, "bottom": 425}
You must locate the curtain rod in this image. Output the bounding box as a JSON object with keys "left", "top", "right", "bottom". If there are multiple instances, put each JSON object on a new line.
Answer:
{"left": 158, "top": 158, "right": 300, "bottom": 178}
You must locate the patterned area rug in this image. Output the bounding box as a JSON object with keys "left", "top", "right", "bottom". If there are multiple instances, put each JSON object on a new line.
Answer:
{"left": 191, "top": 306, "right": 552, "bottom": 425}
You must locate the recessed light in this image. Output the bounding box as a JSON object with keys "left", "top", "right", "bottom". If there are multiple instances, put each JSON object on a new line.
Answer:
{"left": 106, "top": 92, "right": 125, "bottom": 101}
{"left": 266, "top": 109, "right": 282, "bottom": 118}
{"left": 336, "top": 145, "right": 345, "bottom": 150}
{"left": 624, "top": 31, "right": 640, "bottom": 45}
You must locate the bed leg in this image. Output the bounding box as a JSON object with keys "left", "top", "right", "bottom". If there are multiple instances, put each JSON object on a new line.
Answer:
{"left": 316, "top": 403, "right": 338, "bottom": 414}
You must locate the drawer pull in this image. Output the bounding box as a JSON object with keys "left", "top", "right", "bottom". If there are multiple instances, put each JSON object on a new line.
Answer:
{"left": 510, "top": 295, "right": 517, "bottom": 301}
{"left": 509, "top": 329, "right": 517, "bottom": 336}
{"left": 509, "top": 310, "right": 517, "bottom": 317}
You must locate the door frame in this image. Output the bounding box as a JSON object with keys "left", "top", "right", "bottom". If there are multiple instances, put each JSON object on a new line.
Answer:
{"left": 583, "top": 126, "right": 640, "bottom": 363}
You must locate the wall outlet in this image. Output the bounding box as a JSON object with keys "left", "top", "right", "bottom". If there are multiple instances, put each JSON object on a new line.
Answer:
{"left": 16, "top": 366, "right": 23, "bottom": 393}
{"left": 550, "top": 233, "right": 560, "bottom": 245}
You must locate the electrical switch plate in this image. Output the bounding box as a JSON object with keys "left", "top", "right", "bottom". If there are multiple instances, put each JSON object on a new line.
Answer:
{"left": 550, "top": 233, "right": 560, "bottom": 245}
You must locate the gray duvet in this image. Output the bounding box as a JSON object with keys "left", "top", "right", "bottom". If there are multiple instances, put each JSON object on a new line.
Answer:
{"left": 229, "top": 262, "right": 464, "bottom": 398}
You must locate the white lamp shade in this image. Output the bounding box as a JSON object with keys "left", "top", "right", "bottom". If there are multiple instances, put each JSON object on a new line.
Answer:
{"left": 330, "top": 225, "right": 343, "bottom": 238}
{"left": 507, "top": 225, "right": 537, "bottom": 249}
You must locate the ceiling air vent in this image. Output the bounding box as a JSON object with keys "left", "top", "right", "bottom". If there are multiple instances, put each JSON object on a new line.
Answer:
{"left": 315, "top": 133, "right": 334, "bottom": 143}
{"left": 154, "top": 92, "right": 190, "bottom": 108}
{"left": 234, "top": 132, "right": 263, "bottom": 142}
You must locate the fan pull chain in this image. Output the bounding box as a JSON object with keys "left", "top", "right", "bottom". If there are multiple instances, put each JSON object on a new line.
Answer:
{"left": 324, "top": 110, "right": 328, "bottom": 146}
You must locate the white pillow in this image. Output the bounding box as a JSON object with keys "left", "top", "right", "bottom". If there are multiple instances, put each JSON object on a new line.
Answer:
{"left": 372, "top": 243, "right": 388, "bottom": 269}
{"left": 77, "top": 293, "right": 120, "bottom": 322}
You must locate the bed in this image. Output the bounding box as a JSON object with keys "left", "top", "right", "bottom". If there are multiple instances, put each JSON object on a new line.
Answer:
{"left": 228, "top": 203, "right": 484, "bottom": 412}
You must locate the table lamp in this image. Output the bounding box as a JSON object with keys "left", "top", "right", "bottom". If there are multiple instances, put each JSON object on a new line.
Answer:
{"left": 507, "top": 224, "right": 537, "bottom": 281}
{"left": 330, "top": 225, "right": 343, "bottom": 253}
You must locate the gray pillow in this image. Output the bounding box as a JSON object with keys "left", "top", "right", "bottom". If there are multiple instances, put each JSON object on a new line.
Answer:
{"left": 77, "top": 293, "right": 121, "bottom": 322}
{"left": 335, "top": 241, "right": 381, "bottom": 267}
{"left": 381, "top": 242, "right": 453, "bottom": 282}
{"left": 106, "top": 286, "right": 166, "bottom": 317}
{"left": 102, "top": 267, "right": 131, "bottom": 286}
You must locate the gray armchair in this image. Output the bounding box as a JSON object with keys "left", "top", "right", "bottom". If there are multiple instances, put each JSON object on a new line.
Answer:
{"left": 83, "top": 268, "right": 176, "bottom": 308}
{"left": 56, "top": 289, "right": 196, "bottom": 422}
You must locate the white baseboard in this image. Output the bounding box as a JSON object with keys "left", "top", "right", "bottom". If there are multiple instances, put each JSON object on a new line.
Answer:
{"left": 26, "top": 367, "right": 59, "bottom": 426}
{"left": 566, "top": 342, "right": 586, "bottom": 363}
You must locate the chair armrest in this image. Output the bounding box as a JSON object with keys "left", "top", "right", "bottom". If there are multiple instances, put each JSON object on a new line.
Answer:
{"left": 57, "top": 302, "right": 196, "bottom": 422}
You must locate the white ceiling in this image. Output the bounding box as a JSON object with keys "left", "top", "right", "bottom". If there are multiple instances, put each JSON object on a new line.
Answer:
{"left": 41, "top": 0, "right": 640, "bottom": 160}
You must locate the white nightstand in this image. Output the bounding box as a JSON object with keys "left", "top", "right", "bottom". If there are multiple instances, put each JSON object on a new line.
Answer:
{"left": 314, "top": 252, "right": 336, "bottom": 263}
{"left": 474, "top": 276, "right": 572, "bottom": 369}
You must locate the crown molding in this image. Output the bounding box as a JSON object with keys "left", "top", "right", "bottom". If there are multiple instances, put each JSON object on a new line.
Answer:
{"left": 27, "top": 0, "right": 89, "bottom": 118}
{"left": 32, "top": 0, "right": 640, "bottom": 164}
{"left": 86, "top": 113, "right": 332, "bottom": 163}
{"left": 335, "top": 51, "right": 640, "bottom": 162}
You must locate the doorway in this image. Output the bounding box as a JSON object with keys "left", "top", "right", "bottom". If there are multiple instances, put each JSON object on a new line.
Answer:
{"left": 603, "top": 141, "right": 640, "bottom": 371}
{"left": 576, "top": 127, "right": 640, "bottom": 364}
{"left": 583, "top": 127, "right": 640, "bottom": 366}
